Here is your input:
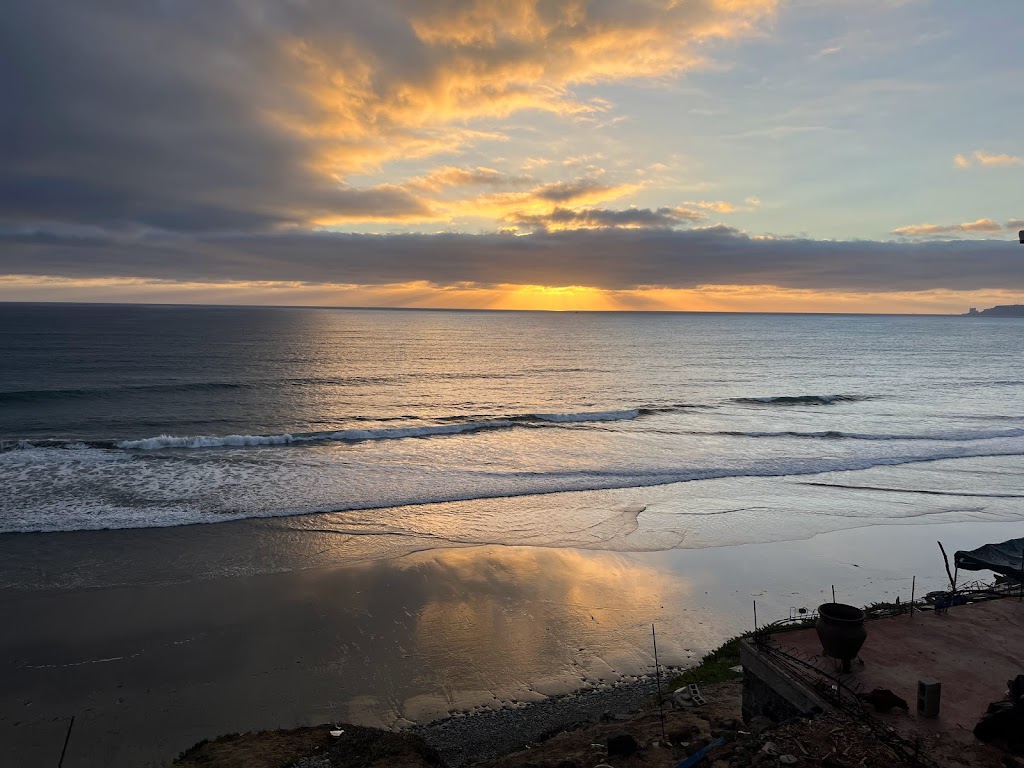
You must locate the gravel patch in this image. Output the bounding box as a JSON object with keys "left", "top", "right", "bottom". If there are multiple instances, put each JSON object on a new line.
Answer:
{"left": 291, "top": 758, "right": 333, "bottom": 768}
{"left": 412, "top": 678, "right": 662, "bottom": 767}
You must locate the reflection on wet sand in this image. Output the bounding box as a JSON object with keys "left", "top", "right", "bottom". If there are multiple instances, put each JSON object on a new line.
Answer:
{"left": 391, "top": 546, "right": 701, "bottom": 718}
{"left": 0, "top": 544, "right": 716, "bottom": 767}
{"left": 291, "top": 545, "right": 710, "bottom": 725}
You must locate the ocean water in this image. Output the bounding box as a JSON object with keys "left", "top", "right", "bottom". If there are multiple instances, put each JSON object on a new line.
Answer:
{"left": 2, "top": 302, "right": 1024, "bottom": 543}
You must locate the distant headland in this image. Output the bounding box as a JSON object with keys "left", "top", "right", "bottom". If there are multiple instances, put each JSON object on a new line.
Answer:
{"left": 965, "top": 305, "right": 1024, "bottom": 317}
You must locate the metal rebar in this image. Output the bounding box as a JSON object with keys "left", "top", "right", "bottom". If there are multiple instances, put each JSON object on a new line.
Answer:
{"left": 651, "top": 624, "right": 666, "bottom": 743}
{"left": 58, "top": 716, "right": 74, "bottom": 768}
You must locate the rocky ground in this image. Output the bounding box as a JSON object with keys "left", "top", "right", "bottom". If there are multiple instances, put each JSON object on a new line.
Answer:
{"left": 411, "top": 678, "right": 663, "bottom": 766}
{"left": 175, "top": 678, "right": 1013, "bottom": 768}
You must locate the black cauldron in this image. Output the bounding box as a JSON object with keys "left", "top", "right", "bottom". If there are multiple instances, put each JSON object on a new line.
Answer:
{"left": 815, "top": 602, "right": 866, "bottom": 673}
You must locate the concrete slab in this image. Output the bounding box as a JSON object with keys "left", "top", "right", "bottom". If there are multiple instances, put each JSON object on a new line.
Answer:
{"left": 769, "top": 598, "right": 1024, "bottom": 741}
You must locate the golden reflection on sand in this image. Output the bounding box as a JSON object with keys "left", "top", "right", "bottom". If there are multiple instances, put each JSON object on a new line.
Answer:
{"left": 281, "top": 543, "right": 712, "bottom": 726}
{"left": 391, "top": 546, "right": 699, "bottom": 720}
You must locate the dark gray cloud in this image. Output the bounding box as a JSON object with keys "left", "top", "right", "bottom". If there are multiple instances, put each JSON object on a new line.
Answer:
{"left": 0, "top": 1, "right": 433, "bottom": 233}
{"left": 1, "top": 1, "right": 761, "bottom": 236}
{"left": 508, "top": 206, "right": 705, "bottom": 230}
{"left": 532, "top": 180, "right": 621, "bottom": 203}
{"left": 2, "top": 226, "right": 1020, "bottom": 292}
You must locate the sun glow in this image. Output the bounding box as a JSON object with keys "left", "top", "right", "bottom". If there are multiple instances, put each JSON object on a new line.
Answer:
{"left": 489, "top": 284, "right": 620, "bottom": 311}
{"left": 3, "top": 275, "right": 1020, "bottom": 315}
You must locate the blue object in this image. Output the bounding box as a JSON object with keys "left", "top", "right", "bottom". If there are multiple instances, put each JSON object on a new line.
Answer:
{"left": 674, "top": 736, "right": 726, "bottom": 768}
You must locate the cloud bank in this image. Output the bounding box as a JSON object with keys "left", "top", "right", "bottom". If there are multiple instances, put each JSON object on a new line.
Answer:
{"left": 3, "top": 227, "right": 1021, "bottom": 294}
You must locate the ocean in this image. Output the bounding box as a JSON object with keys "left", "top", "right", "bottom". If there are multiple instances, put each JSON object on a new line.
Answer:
{"left": 3, "top": 302, "right": 1023, "bottom": 544}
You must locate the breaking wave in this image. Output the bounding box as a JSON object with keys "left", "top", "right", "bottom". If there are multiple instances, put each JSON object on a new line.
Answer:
{"left": 533, "top": 409, "right": 640, "bottom": 423}
{"left": 4, "top": 408, "right": 653, "bottom": 453}
{"left": 117, "top": 433, "right": 299, "bottom": 450}
{"left": 8, "top": 403, "right": 1024, "bottom": 455}
{"left": 731, "top": 395, "right": 873, "bottom": 406}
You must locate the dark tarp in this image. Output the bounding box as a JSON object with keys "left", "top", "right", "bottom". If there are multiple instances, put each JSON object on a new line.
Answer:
{"left": 955, "top": 538, "right": 1024, "bottom": 581}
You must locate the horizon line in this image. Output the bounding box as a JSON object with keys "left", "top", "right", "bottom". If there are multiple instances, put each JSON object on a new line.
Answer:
{"left": 0, "top": 299, "right": 975, "bottom": 317}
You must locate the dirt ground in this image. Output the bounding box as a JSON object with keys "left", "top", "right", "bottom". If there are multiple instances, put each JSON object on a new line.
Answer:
{"left": 173, "top": 723, "right": 443, "bottom": 768}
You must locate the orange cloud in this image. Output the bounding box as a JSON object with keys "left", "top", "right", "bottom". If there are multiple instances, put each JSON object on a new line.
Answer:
{"left": 264, "top": 0, "right": 777, "bottom": 220}
{"left": 310, "top": 170, "right": 643, "bottom": 225}
{"left": 445, "top": 179, "right": 641, "bottom": 221}
{"left": 689, "top": 200, "right": 736, "bottom": 213}
{"left": 892, "top": 218, "right": 1004, "bottom": 236}
{"left": 404, "top": 166, "right": 535, "bottom": 194}
{"left": 954, "top": 150, "right": 1023, "bottom": 168}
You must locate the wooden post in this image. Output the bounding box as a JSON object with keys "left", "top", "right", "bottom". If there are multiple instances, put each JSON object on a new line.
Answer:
{"left": 938, "top": 542, "right": 955, "bottom": 590}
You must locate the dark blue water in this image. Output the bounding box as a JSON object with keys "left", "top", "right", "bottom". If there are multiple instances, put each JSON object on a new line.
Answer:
{"left": 3, "top": 302, "right": 1024, "bottom": 536}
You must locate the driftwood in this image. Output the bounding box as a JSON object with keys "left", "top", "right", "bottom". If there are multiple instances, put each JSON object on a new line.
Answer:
{"left": 937, "top": 541, "right": 957, "bottom": 591}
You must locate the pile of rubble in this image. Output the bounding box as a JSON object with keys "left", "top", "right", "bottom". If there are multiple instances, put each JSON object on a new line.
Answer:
{"left": 701, "top": 709, "right": 917, "bottom": 768}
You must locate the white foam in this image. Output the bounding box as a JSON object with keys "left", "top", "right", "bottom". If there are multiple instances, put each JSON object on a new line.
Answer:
{"left": 117, "top": 433, "right": 296, "bottom": 450}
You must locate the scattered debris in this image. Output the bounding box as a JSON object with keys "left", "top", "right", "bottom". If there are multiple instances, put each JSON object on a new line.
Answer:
{"left": 749, "top": 715, "right": 775, "bottom": 737}
{"left": 675, "top": 736, "right": 726, "bottom": 768}
{"left": 606, "top": 732, "right": 638, "bottom": 757}
{"left": 857, "top": 688, "right": 909, "bottom": 714}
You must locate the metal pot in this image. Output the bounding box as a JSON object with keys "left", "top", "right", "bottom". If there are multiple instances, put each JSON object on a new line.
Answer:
{"left": 815, "top": 602, "right": 866, "bottom": 673}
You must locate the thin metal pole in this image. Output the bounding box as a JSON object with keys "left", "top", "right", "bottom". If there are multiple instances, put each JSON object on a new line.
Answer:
{"left": 58, "top": 716, "right": 74, "bottom": 768}
{"left": 753, "top": 600, "right": 757, "bottom": 630}
{"left": 831, "top": 585, "right": 836, "bottom": 603}
{"left": 651, "top": 624, "right": 666, "bottom": 743}
{"left": 910, "top": 576, "right": 915, "bottom": 619}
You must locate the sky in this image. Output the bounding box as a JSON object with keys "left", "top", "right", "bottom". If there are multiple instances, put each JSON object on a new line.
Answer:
{"left": 1, "top": 0, "right": 1022, "bottom": 312}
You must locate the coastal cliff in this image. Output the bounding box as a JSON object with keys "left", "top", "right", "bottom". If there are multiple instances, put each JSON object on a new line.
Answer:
{"left": 965, "top": 305, "right": 1024, "bottom": 317}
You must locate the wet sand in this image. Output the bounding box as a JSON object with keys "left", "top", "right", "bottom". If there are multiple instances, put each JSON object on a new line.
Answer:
{"left": 2, "top": 516, "right": 1023, "bottom": 767}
